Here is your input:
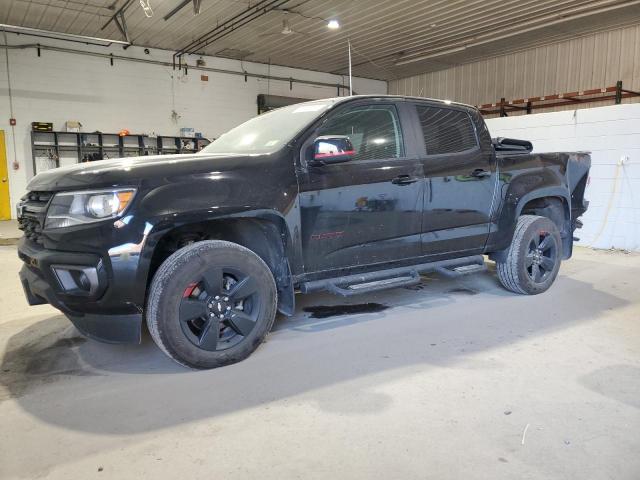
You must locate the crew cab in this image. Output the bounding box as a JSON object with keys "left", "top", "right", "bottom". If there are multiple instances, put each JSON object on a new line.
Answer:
{"left": 17, "top": 95, "right": 591, "bottom": 369}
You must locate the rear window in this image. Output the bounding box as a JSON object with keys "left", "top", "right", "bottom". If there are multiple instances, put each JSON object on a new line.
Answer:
{"left": 415, "top": 105, "right": 477, "bottom": 155}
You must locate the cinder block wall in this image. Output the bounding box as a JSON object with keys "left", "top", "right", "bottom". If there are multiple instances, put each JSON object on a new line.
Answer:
{"left": 0, "top": 36, "right": 386, "bottom": 217}
{"left": 486, "top": 104, "right": 640, "bottom": 251}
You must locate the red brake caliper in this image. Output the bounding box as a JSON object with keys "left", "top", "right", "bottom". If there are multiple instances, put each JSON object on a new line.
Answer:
{"left": 183, "top": 282, "right": 198, "bottom": 298}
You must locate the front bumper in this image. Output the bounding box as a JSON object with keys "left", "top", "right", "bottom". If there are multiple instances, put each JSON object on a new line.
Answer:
{"left": 18, "top": 238, "right": 142, "bottom": 344}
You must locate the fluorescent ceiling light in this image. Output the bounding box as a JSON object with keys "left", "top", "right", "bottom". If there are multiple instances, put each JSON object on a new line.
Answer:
{"left": 327, "top": 19, "right": 340, "bottom": 29}
{"left": 0, "top": 24, "right": 130, "bottom": 46}
{"left": 139, "top": 0, "right": 154, "bottom": 18}
{"left": 395, "top": 46, "right": 466, "bottom": 66}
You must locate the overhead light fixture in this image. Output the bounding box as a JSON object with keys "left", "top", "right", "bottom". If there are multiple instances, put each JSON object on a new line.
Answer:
{"left": 0, "top": 23, "right": 129, "bottom": 47}
{"left": 327, "top": 19, "right": 340, "bottom": 29}
{"left": 395, "top": 45, "right": 466, "bottom": 66}
{"left": 140, "top": 0, "right": 153, "bottom": 17}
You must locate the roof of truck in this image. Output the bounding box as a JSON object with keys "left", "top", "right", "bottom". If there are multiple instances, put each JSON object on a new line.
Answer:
{"left": 307, "top": 94, "right": 478, "bottom": 112}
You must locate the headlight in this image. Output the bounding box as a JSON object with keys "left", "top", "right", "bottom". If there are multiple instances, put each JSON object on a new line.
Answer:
{"left": 44, "top": 188, "right": 136, "bottom": 229}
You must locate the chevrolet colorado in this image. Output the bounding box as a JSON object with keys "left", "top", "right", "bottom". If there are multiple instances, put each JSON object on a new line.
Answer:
{"left": 17, "top": 95, "right": 591, "bottom": 369}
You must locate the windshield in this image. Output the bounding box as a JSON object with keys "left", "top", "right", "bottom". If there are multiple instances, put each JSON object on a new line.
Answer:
{"left": 201, "top": 99, "right": 337, "bottom": 155}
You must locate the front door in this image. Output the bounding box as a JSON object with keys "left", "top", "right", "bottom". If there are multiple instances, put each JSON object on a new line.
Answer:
{"left": 297, "top": 102, "right": 424, "bottom": 274}
{"left": 412, "top": 103, "right": 497, "bottom": 256}
{"left": 0, "top": 131, "right": 10, "bottom": 220}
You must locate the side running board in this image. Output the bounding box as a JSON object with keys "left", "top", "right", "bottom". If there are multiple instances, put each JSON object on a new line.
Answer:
{"left": 326, "top": 272, "right": 421, "bottom": 296}
{"left": 435, "top": 262, "right": 487, "bottom": 278}
{"left": 300, "top": 256, "right": 486, "bottom": 297}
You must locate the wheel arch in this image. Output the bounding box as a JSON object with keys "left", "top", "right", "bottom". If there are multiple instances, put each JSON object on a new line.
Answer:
{"left": 516, "top": 189, "right": 572, "bottom": 259}
{"left": 515, "top": 187, "right": 570, "bottom": 218}
{"left": 490, "top": 188, "right": 572, "bottom": 262}
{"left": 144, "top": 212, "right": 295, "bottom": 316}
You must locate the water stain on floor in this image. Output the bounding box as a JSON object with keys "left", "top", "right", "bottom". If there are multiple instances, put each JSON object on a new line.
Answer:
{"left": 0, "top": 317, "right": 96, "bottom": 401}
{"left": 25, "top": 336, "right": 87, "bottom": 375}
{"left": 303, "top": 303, "right": 389, "bottom": 319}
{"left": 446, "top": 288, "right": 478, "bottom": 295}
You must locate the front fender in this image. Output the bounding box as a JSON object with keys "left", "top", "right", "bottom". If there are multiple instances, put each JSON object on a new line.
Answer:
{"left": 131, "top": 207, "right": 299, "bottom": 315}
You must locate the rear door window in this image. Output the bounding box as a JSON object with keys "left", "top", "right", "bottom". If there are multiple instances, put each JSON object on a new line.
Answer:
{"left": 415, "top": 105, "right": 477, "bottom": 155}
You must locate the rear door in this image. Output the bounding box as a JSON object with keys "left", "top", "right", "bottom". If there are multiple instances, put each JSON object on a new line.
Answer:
{"left": 297, "top": 100, "right": 424, "bottom": 274}
{"left": 412, "top": 103, "right": 497, "bottom": 256}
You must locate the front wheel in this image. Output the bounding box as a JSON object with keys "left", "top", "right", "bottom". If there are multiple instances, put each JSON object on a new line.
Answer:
{"left": 146, "top": 240, "right": 277, "bottom": 369}
{"left": 496, "top": 215, "right": 562, "bottom": 295}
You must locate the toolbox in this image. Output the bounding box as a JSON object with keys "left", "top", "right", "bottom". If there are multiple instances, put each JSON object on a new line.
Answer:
{"left": 31, "top": 122, "right": 53, "bottom": 132}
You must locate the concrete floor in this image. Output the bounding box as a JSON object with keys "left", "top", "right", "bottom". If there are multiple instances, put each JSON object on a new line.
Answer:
{"left": 0, "top": 220, "right": 21, "bottom": 245}
{"left": 0, "top": 245, "right": 638, "bottom": 480}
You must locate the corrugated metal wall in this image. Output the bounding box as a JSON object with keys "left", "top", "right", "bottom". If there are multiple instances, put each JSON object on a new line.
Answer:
{"left": 389, "top": 24, "right": 640, "bottom": 116}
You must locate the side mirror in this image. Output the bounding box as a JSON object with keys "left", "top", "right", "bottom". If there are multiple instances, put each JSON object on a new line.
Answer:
{"left": 310, "top": 135, "right": 355, "bottom": 165}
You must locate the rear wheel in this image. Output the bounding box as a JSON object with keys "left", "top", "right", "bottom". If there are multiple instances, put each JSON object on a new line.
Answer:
{"left": 147, "top": 240, "right": 277, "bottom": 369}
{"left": 496, "top": 215, "right": 562, "bottom": 295}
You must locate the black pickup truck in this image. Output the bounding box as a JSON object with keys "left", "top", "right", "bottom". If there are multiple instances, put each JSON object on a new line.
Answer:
{"left": 17, "top": 95, "right": 590, "bottom": 369}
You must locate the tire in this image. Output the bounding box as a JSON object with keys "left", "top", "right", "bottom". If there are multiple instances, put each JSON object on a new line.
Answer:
{"left": 496, "top": 215, "right": 562, "bottom": 295}
{"left": 147, "top": 240, "right": 277, "bottom": 369}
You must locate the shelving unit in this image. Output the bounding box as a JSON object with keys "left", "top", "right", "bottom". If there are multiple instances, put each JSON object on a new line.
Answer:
{"left": 477, "top": 80, "right": 640, "bottom": 117}
{"left": 31, "top": 131, "right": 211, "bottom": 175}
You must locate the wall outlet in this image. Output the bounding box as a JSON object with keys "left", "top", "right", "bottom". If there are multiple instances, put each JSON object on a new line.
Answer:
{"left": 618, "top": 155, "right": 629, "bottom": 166}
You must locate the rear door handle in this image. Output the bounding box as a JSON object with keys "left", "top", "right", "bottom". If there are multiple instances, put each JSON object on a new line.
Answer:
{"left": 470, "top": 168, "right": 491, "bottom": 178}
{"left": 391, "top": 175, "right": 419, "bottom": 185}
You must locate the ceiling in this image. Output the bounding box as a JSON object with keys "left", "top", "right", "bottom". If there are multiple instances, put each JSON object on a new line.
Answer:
{"left": 2, "top": 0, "right": 640, "bottom": 80}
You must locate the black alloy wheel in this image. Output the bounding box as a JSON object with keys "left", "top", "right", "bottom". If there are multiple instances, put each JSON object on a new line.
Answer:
{"left": 525, "top": 230, "right": 558, "bottom": 284}
{"left": 179, "top": 268, "right": 261, "bottom": 351}
{"left": 147, "top": 240, "right": 278, "bottom": 369}
{"left": 496, "top": 215, "right": 563, "bottom": 295}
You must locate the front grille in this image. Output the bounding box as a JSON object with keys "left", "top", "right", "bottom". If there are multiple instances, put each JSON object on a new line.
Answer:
{"left": 17, "top": 191, "right": 53, "bottom": 244}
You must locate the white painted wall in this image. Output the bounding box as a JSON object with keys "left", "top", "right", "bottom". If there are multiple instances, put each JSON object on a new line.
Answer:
{"left": 486, "top": 104, "right": 640, "bottom": 251}
{"left": 0, "top": 34, "right": 386, "bottom": 217}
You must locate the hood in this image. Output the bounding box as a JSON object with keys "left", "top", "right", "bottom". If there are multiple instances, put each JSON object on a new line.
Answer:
{"left": 27, "top": 152, "right": 267, "bottom": 191}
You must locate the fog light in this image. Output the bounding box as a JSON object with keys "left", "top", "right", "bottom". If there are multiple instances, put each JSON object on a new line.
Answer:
{"left": 74, "top": 270, "right": 92, "bottom": 292}
{"left": 52, "top": 265, "right": 99, "bottom": 295}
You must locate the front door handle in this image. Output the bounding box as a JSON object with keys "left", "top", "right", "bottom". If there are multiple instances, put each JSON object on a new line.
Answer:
{"left": 391, "top": 174, "right": 419, "bottom": 185}
{"left": 470, "top": 168, "right": 491, "bottom": 178}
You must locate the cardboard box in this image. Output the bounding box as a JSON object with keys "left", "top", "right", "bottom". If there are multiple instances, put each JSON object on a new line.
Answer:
{"left": 180, "top": 127, "right": 195, "bottom": 138}
{"left": 65, "top": 121, "right": 82, "bottom": 132}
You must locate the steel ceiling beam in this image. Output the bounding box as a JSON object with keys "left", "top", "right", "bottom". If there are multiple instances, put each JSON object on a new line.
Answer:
{"left": 113, "top": 11, "right": 130, "bottom": 43}
{"left": 101, "top": 0, "right": 135, "bottom": 34}
{"left": 163, "top": 0, "right": 192, "bottom": 21}
{"left": 174, "top": 0, "right": 291, "bottom": 60}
